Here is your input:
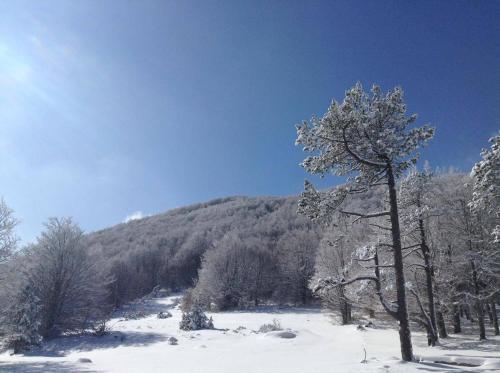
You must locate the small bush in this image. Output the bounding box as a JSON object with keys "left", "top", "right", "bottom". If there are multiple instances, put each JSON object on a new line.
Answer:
{"left": 179, "top": 305, "right": 214, "bottom": 331}
{"left": 157, "top": 311, "right": 172, "bottom": 319}
{"left": 123, "top": 310, "right": 146, "bottom": 320}
{"left": 258, "top": 319, "right": 282, "bottom": 333}
{"left": 93, "top": 321, "right": 109, "bottom": 337}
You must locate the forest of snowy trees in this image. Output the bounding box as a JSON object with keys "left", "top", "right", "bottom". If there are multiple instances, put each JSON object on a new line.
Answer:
{"left": 0, "top": 84, "right": 498, "bottom": 361}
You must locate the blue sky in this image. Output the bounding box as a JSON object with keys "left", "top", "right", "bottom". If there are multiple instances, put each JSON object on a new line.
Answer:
{"left": 0, "top": 0, "right": 498, "bottom": 243}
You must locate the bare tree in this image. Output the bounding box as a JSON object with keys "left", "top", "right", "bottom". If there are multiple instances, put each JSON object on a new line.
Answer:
{"left": 28, "top": 218, "right": 111, "bottom": 338}
{"left": 276, "top": 230, "right": 318, "bottom": 305}
{"left": 399, "top": 168, "right": 439, "bottom": 345}
{"left": 0, "top": 198, "right": 18, "bottom": 263}
{"left": 193, "top": 232, "right": 275, "bottom": 310}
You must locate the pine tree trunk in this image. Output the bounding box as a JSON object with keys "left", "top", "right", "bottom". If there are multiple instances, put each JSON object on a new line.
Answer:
{"left": 491, "top": 302, "right": 499, "bottom": 336}
{"left": 453, "top": 305, "right": 461, "bottom": 333}
{"left": 387, "top": 165, "right": 413, "bottom": 362}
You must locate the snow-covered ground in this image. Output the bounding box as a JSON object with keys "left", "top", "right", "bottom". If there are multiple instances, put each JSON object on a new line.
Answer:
{"left": 1, "top": 295, "right": 499, "bottom": 372}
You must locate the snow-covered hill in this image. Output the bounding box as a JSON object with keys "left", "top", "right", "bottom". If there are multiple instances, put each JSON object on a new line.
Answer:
{"left": 1, "top": 295, "right": 499, "bottom": 372}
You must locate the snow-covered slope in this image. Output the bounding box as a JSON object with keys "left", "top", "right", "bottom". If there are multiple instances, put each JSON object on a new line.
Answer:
{"left": 1, "top": 295, "right": 499, "bottom": 372}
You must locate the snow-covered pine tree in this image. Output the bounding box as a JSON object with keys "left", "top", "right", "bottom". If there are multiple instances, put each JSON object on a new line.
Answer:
{"left": 5, "top": 283, "right": 42, "bottom": 354}
{"left": 179, "top": 305, "right": 214, "bottom": 331}
{"left": 296, "top": 83, "right": 434, "bottom": 361}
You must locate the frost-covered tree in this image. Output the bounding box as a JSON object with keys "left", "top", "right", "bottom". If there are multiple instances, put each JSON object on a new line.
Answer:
{"left": 312, "top": 219, "right": 357, "bottom": 324}
{"left": 399, "top": 167, "right": 439, "bottom": 344}
{"left": 4, "top": 282, "right": 42, "bottom": 353}
{"left": 275, "top": 230, "right": 318, "bottom": 305}
{"left": 296, "top": 83, "right": 434, "bottom": 361}
{"left": 193, "top": 232, "right": 275, "bottom": 310}
{"left": 470, "top": 135, "right": 499, "bottom": 243}
{"left": 0, "top": 198, "right": 18, "bottom": 263}
{"left": 433, "top": 174, "right": 499, "bottom": 340}
{"left": 28, "top": 218, "right": 111, "bottom": 338}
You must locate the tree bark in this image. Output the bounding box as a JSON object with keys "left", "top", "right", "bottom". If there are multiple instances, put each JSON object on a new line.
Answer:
{"left": 476, "top": 301, "right": 486, "bottom": 340}
{"left": 487, "top": 303, "right": 494, "bottom": 323}
{"left": 453, "top": 305, "right": 461, "bottom": 333}
{"left": 387, "top": 165, "right": 414, "bottom": 361}
{"left": 491, "top": 302, "right": 499, "bottom": 336}
{"left": 339, "top": 286, "right": 352, "bottom": 325}
{"left": 436, "top": 309, "right": 448, "bottom": 338}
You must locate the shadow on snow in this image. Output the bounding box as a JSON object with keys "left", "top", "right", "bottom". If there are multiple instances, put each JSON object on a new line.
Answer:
{"left": 0, "top": 360, "right": 100, "bottom": 372}
{"left": 21, "top": 331, "right": 169, "bottom": 358}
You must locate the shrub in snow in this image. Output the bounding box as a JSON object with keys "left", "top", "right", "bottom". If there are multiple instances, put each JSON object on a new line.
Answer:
{"left": 157, "top": 311, "right": 172, "bottom": 319}
{"left": 258, "top": 319, "right": 282, "bottom": 333}
{"left": 168, "top": 336, "right": 178, "bottom": 345}
{"left": 124, "top": 310, "right": 146, "bottom": 320}
{"left": 93, "top": 321, "right": 109, "bottom": 337}
{"left": 179, "top": 305, "right": 214, "bottom": 331}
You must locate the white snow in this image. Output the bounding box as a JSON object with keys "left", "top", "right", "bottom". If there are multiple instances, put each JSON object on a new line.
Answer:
{"left": 1, "top": 295, "right": 499, "bottom": 372}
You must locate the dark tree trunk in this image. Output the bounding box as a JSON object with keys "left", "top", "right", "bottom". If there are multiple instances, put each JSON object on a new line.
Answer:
{"left": 491, "top": 302, "right": 499, "bottom": 336}
{"left": 339, "top": 286, "right": 352, "bottom": 325}
{"left": 476, "top": 301, "right": 486, "bottom": 340}
{"left": 387, "top": 165, "right": 413, "bottom": 362}
{"left": 465, "top": 306, "right": 473, "bottom": 321}
{"left": 436, "top": 310, "right": 448, "bottom": 338}
{"left": 341, "top": 301, "right": 351, "bottom": 325}
{"left": 453, "top": 305, "right": 461, "bottom": 333}
{"left": 487, "top": 303, "right": 494, "bottom": 323}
